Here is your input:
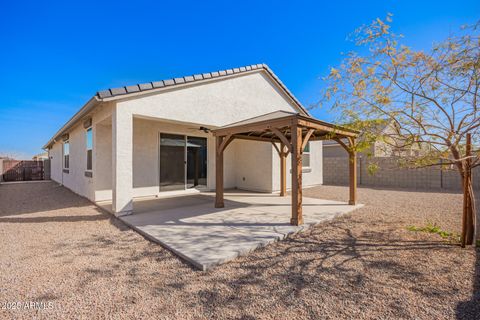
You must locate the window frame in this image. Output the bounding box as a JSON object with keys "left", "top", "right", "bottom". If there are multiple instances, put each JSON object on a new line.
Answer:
{"left": 63, "top": 140, "right": 70, "bottom": 170}
{"left": 86, "top": 127, "right": 93, "bottom": 172}
{"left": 302, "top": 141, "right": 311, "bottom": 169}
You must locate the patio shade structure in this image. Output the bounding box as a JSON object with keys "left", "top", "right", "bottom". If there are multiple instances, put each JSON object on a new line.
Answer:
{"left": 212, "top": 110, "right": 360, "bottom": 226}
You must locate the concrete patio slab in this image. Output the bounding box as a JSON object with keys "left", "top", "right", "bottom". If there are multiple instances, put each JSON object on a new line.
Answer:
{"left": 100, "top": 191, "right": 363, "bottom": 270}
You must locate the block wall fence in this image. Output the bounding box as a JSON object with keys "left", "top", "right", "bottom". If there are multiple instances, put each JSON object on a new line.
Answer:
{"left": 323, "top": 156, "right": 480, "bottom": 190}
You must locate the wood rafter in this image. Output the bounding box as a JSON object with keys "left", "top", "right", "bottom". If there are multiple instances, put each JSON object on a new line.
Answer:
{"left": 333, "top": 138, "right": 351, "bottom": 154}
{"left": 217, "top": 134, "right": 234, "bottom": 154}
{"left": 271, "top": 142, "right": 281, "bottom": 156}
{"left": 270, "top": 128, "right": 292, "bottom": 153}
{"left": 301, "top": 129, "right": 315, "bottom": 152}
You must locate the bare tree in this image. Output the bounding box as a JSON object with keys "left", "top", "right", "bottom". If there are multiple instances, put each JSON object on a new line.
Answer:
{"left": 322, "top": 15, "right": 480, "bottom": 246}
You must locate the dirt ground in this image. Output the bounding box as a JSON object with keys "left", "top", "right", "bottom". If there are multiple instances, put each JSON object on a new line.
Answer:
{"left": 0, "top": 181, "right": 478, "bottom": 319}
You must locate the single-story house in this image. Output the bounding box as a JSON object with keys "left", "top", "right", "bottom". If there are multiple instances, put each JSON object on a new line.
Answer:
{"left": 44, "top": 64, "right": 358, "bottom": 221}
{"left": 32, "top": 152, "right": 49, "bottom": 161}
{"left": 323, "top": 119, "right": 425, "bottom": 158}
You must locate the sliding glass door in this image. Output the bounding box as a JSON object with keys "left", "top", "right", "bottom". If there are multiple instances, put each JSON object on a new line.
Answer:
{"left": 159, "top": 133, "right": 207, "bottom": 191}
{"left": 160, "top": 134, "right": 186, "bottom": 191}
{"left": 187, "top": 136, "right": 207, "bottom": 189}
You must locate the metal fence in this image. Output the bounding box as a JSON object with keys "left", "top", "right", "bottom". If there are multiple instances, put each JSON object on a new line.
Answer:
{"left": 0, "top": 159, "right": 50, "bottom": 182}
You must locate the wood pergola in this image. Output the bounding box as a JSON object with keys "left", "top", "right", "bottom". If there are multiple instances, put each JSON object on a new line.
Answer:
{"left": 212, "top": 111, "right": 360, "bottom": 226}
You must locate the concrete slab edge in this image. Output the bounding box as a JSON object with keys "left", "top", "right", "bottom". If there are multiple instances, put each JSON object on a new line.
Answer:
{"left": 121, "top": 203, "right": 364, "bottom": 271}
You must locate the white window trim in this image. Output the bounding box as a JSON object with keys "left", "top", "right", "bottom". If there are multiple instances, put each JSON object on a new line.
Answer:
{"left": 86, "top": 127, "right": 93, "bottom": 172}
{"left": 63, "top": 140, "right": 70, "bottom": 171}
{"left": 302, "top": 141, "right": 311, "bottom": 169}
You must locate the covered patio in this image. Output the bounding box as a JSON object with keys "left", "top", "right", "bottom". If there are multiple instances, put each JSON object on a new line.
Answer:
{"left": 97, "top": 111, "right": 362, "bottom": 270}
{"left": 213, "top": 110, "right": 359, "bottom": 226}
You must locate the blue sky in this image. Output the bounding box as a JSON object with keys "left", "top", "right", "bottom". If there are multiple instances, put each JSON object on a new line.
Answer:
{"left": 0, "top": 0, "right": 478, "bottom": 157}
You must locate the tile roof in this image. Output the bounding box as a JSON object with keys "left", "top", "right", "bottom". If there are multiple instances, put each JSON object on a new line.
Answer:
{"left": 96, "top": 63, "right": 309, "bottom": 116}
{"left": 43, "top": 63, "right": 310, "bottom": 149}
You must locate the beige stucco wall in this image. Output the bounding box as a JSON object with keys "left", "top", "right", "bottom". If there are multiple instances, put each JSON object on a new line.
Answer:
{"left": 48, "top": 70, "right": 324, "bottom": 204}
{"left": 49, "top": 142, "right": 62, "bottom": 183}
{"left": 109, "top": 70, "right": 303, "bottom": 198}
{"left": 116, "top": 71, "right": 298, "bottom": 127}
{"left": 48, "top": 103, "right": 113, "bottom": 202}
{"left": 271, "top": 140, "right": 323, "bottom": 192}
{"left": 131, "top": 118, "right": 218, "bottom": 197}
{"left": 94, "top": 120, "right": 113, "bottom": 201}
{"left": 126, "top": 121, "right": 321, "bottom": 196}
{"left": 50, "top": 119, "right": 93, "bottom": 199}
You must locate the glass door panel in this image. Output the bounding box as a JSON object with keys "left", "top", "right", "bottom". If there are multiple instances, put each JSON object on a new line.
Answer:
{"left": 186, "top": 136, "right": 207, "bottom": 189}
{"left": 159, "top": 133, "right": 186, "bottom": 191}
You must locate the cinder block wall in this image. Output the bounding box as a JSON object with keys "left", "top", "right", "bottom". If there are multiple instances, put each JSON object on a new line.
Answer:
{"left": 323, "top": 156, "right": 479, "bottom": 190}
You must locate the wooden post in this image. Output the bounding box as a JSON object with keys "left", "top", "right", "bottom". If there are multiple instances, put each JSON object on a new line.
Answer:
{"left": 215, "top": 136, "right": 224, "bottom": 208}
{"left": 462, "top": 133, "right": 475, "bottom": 246}
{"left": 280, "top": 142, "right": 287, "bottom": 197}
{"left": 291, "top": 125, "right": 303, "bottom": 225}
{"left": 348, "top": 138, "right": 357, "bottom": 205}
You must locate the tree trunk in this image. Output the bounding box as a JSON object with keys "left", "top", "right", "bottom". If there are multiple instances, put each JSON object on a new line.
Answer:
{"left": 461, "top": 133, "right": 476, "bottom": 247}
{"left": 461, "top": 173, "right": 476, "bottom": 247}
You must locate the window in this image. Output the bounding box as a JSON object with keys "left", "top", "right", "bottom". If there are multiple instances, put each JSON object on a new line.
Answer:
{"left": 86, "top": 127, "right": 93, "bottom": 171}
{"left": 302, "top": 141, "right": 310, "bottom": 168}
{"left": 63, "top": 141, "right": 70, "bottom": 169}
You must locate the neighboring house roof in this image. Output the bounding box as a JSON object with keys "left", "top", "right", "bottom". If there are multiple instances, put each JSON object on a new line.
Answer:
{"left": 32, "top": 152, "right": 48, "bottom": 159}
{"left": 43, "top": 63, "right": 310, "bottom": 149}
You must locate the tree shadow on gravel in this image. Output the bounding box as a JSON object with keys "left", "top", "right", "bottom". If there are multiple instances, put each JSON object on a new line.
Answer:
{"left": 456, "top": 247, "right": 480, "bottom": 320}
{"left": 189, "top": 221, "right": 461, "bottom": 319}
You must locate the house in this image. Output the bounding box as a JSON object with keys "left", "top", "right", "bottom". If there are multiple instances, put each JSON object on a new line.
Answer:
{"left": 44, "top": 64, "right": 356, "bottom": 218}
{"left": 32, "top": 152, "right": 49, "bottom": 161}
{"left": 323, "top": 119, "right": 424, "bottom": 158}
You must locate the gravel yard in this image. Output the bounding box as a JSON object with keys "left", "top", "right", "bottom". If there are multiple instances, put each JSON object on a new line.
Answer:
{"left": 0, "top": 181, "right": 478, "bottom": 319}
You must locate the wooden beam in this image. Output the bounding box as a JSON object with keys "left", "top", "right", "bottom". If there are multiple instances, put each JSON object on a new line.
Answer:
{"left": 217, "top": 134, "right": 234, "bottom": 154}
{"left": 213, "top": 118, "right": 292, "bottom": 137}
{"left": 301, "top": 129, "right": 315, "bottom": 152}
{"left": 233, "top": 134, "right": 282, "bottom": 143}
{"left": 348, "top": 138, "right": 357, "bottom": 205}
{"left": 271, "top": 128, "right": 292, "bottom": 153}
{"left": 280, "top": 142, "right": 287, "bottom": 197}
{"left": 291, "top": 125, "right": 303, "bottom": 225}
{"left": 333, "top": 138, "right": 350, "bottom": 153}
{"left": 271, "top": 142, "right": 281, "bottom": 156}
{"left": 297, "top": 118, "right": 358, "bottom": 137}
{"left": 215, "top": 136, "right": 224, "bottom": 208}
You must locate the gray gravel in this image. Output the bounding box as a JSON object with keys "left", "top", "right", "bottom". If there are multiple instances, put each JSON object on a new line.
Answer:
{"left": 0, "top": 181, "right": 478, "bottom": 319}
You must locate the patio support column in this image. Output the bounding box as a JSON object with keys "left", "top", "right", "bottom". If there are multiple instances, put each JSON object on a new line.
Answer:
{"left": 348, "top": 138, "right": 357, "bottom": 205}
{"left": 215, "top": 136, "right": 225, "bottom": 208}
{"left": 112, "top": 106, "right": 133, "bottom": 216}
{"left": 280, "top": 143, "right": 287, "bottom": 197}
{"left": 215, "top": 134, "right": 234, "bottom": 208}
{"left": 291, "top": 125, "right": 303, "bottom": 226}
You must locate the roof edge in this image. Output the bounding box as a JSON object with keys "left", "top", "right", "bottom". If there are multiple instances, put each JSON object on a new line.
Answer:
{"left": 42, "top": 96, "right": 100, "bottom": 150}
{"left": 43, "top": 63, "right": 310, "bottom": 149}
{"left": 96, "top": 63, "right": 310, "bottom": 116}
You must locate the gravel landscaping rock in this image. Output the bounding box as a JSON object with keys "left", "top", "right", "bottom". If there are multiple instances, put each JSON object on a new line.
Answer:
{"left": 0, "top": 181, "right": 478, "bottom": 319}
